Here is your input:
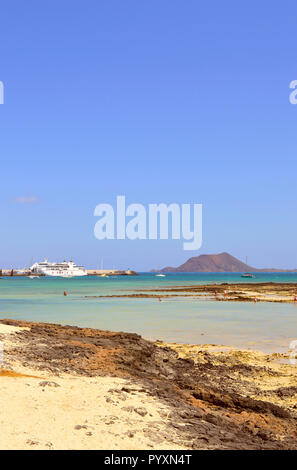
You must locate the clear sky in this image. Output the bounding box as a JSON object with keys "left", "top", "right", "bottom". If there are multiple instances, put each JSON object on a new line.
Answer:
{"left": 0, "top": 1, "right": 297, "bottom": 271}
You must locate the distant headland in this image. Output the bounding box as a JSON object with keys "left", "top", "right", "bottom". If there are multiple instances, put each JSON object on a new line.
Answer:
{"left": 151, "top": 252, "right": 297, "bottom": 273}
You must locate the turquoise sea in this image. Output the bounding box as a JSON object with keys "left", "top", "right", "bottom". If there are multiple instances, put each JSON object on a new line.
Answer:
{"left": 1, "top": 272, "right": 297, "bottom": 353}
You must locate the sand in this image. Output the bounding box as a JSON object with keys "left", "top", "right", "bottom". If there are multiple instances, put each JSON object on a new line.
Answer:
{"left": 0, "top": 324, "right": 185, "bottom": 450}
{"left": 0, "top": 324, "right": 29, "bottom": 335}
{"left": 1, "top": 319, "right": 297, "bottom": 450}
{"left": 0, "top": 372, "right": 186, "bottom": 450}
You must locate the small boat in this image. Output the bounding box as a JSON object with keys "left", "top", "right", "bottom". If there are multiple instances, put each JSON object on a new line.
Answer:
{"left": 156, "top": 273, "right": 166, "bottom": 277}
{"left": 241, "top": 273, "right": 255, "bottom": 278}
{"left": 28, "top": 275, "right": 39, "bottom": 279}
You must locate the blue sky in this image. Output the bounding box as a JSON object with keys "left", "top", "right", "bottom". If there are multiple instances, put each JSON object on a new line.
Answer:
{"left": 0, "top": 1, "right": 297, "bottom": 270}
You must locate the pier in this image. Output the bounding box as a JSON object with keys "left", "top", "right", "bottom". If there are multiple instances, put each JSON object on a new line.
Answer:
{"left": 86, "top": 269, "right": 137, "bottom": 276}
{"left": 0, "top": 269, "right": 44, "bottom": 277}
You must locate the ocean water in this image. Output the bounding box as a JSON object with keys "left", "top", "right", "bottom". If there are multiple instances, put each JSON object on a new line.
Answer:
{"left": 0, "top": 272, "right": 297, "bottom": 353}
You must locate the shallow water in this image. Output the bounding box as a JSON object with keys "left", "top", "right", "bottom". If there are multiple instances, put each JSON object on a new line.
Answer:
{"left": 0, "top": 273, "right": 297, "bottom": 353}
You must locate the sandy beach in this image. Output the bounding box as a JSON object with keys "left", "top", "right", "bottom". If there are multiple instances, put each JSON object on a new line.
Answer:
{"left": 0, "top": 319, "right": 297, "bottom": 450}
{"left": 0, "top": 323, "right": 187, "bottom": 450}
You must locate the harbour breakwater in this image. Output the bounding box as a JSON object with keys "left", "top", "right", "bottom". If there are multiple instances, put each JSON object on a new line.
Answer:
{"left": 0, "top": 269, "right": 44, "bottom": 277}
{"left": 86, "top": 269, "right": 137, "bottom": 276}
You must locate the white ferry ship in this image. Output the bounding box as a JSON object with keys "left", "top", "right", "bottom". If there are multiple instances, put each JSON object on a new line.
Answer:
{"left": 30, "top": 259, "right": 88, "bottom": 277}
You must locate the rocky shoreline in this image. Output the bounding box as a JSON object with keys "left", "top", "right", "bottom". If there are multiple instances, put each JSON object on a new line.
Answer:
{"left": 0, "top": 319, "right": 297, "bottom": 449}
{"left": 86, "top": 282, "right": 297, "bottom": 303}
